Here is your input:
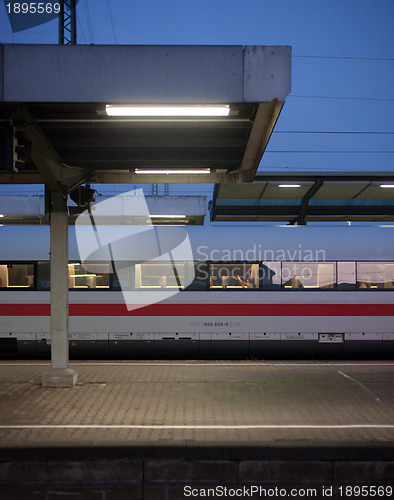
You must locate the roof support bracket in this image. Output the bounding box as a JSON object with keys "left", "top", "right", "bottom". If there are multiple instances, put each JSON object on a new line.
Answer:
{"left": 10, "top": 106, "right": 91, "bottom": 204}
{"left": 236, "top": 100, "right": 284, "bottom": 183}
{"left": 293, "top": 179, "right": 324, "bottom": 225}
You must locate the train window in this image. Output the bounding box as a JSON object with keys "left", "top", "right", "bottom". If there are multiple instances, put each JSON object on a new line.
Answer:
{"left": 111, "top": 262, "right": 134, "bottom": 291}
{"left": 184, "top": 262, "right": 208, "bottom": 291}
{"left": 135, "top": 262, "right": 186, "bottom": 289}
{"left": 0, "top": 263, "right": 35, "bottom": 289}
{"left": 261, "top": 262, "right": 281, "bottom": 290}
{"left": 68, "top": 263, "right": 111, "bottom": 289}
{"left": 281, "top": 262, "right": 336, "bottom": 290}
{"left": 209, "top": 263, "right": 259, "bottom": 289}
{"left": 357, "top": 262, "right": 394, "bottom": 290}
{"left": 337, "top": 262, "right": 356, "bottom": 290}
{"left": 37, "top": 261, "right": 50, "bottom": 290}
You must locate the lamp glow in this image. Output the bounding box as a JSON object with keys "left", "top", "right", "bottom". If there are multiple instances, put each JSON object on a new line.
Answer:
{"left": 135, "top": 168, "right": 210, "bottom": 175}
{"left": 105, "top": 105, "right": 230, "bottom": 117}
{"left": 151, "top": 215, "right": 187, "bottom": 218}
{"left": 278, "top": 184, "right": 301, "bottom": 188}
{"left": 380, "top": 184, "right": 394, "bottom": 188}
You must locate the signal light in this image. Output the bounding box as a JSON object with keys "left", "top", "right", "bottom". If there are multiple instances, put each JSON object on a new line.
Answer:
{"left": 69, "top": 185, "right": 96, "bottom": 207}
{"left": 5, "top": 125, "right": 32, "bottom": 172}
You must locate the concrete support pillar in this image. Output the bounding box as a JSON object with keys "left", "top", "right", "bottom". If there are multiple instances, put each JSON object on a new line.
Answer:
{"left": 42, "top": 209, "right": 77, "bottom": 387}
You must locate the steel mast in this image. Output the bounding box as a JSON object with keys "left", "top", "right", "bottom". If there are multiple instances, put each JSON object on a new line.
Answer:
{"left": 58, "top": 0, "right": 77, "bottom": 45}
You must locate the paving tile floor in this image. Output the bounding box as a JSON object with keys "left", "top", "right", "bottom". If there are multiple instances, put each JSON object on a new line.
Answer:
{"left": 0, "top": 360, "right": 393, "bottom": 447}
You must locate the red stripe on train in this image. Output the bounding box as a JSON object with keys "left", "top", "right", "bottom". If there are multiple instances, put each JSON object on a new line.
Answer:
{"left": 0, "top": 303, "right": 394, "bottom": 316}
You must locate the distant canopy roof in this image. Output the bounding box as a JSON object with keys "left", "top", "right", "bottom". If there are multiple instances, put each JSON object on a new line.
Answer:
{"left": 211, "top": 172, "right": 394, "bottom": 223}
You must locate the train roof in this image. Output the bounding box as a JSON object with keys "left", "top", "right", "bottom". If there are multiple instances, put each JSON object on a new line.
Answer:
{"left": 0, "top": 224, "right": 393, "bottom": 262}
{"left": 187, "top": 225, "right": 394, "bottom": 262}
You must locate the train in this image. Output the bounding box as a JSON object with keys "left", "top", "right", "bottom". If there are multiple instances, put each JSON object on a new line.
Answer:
{"left": 0, "top": 223, "right": 393, "bottom": 359}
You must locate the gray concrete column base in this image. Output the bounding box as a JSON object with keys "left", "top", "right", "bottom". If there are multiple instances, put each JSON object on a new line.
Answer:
{"left": 42, "top": 369, "right": 78, "bottom": 388}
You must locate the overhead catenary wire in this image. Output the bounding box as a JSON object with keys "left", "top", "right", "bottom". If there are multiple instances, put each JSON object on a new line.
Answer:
{"left": 293, "top": 54, "right": 394, "bottom": 61}
{"left": 290, "top": 95, "right": 394, "bottom": 102}
{"left": 106, "top": 0, "right": 118, "bottom": 44}
{"left": 259, "top": 165, "right": 394, "bottom": 171}
{"left": 84, "top": 0, "right": 94, "bottom": 44}
{"left": 273, "top": 131, "right": 394, "bottom": 135}
{"left": 274, "top": 131, "right": 394, "bottom": 134}
{"left": 76, "top": 10, "right": 87, "bottom": 44}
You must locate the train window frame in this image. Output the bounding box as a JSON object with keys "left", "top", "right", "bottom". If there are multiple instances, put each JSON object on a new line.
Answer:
{"left": 134, "top": 261, "right": 189, "bottom": 290}
{"left": 280, "top": 261, "right": 337, "bottom": 291}
{"left": 261, "top": 262, "right": 282, "bottom": 290}
{"left": 184, "top": 261, "right": 209, "bottom": 291}
{"left": 68, "top": 261, "right": 113, "bottom": 291}
{"left": 111, "top": 262, "right": 133, "bottom": 292}
{"left": 37, "top": 261, "right": 50, "bottom": 291}
{"left": 208, "top": 262, "right": 260, "bottom": 290}
{"left": 356, "top": 261, "right": 394, "bottom": 291}
{"left": 7, "top": 260, "right": 393, "bottom": 293}
{"left": 337, "top": 261, "right": 356, "bottom": 291}
{"left": 260, "top": 261, "right": 338, "bottom": 291}
{"left": 0, "top": 261, "right": 37, "bottom": 291}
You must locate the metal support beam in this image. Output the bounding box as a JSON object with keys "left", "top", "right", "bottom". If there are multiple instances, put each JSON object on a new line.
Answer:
{"left": 3, "top": 171, "right": 394, "bottom": 186}
{"left": 293, "top": 179, "right": 324, "bottom": 225}
{"left": 209, "top": 184, "right": 220, "bottom": 221}
{"left": 10, "top": 106, "right": 90, "bottom": 194}
{"left": 42, "top": 194, "right": 77, "bottom": 387}
{"left": 92, "top": 171, "right": 235, "bottom": 184}
{"left": 211, "top": 204, "right": 394, "bottom": 222}
{"left": 0, "top": 172, "right": 44, "bottom": 183}
{"left": 254, "top": 173, "right": 394, "bottom": 183}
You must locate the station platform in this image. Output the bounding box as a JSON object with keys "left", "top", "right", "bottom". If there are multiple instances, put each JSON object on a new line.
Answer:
{"left": 0, "top": 360, "right": 393, "bottom": 499}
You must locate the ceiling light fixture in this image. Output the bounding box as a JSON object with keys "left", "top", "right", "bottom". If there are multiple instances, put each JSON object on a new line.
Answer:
{"left": 105, "top": 105, "right": 230, "bottom": 117}
{"left": 278, "top": 184, "right": 301, "bottom": 188}
{"left": 135, "top": 168, "right": 210, "bottom": 175}
{"left": 380, "top": 184, "right": 394, "bottom": 188}
{"left": 151, "top": 215, "right": 187, "bottom": 218}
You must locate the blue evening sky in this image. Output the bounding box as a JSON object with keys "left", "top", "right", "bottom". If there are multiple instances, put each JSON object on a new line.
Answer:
{"left": 0, "top": 0, "right": 393, "bottom": 197}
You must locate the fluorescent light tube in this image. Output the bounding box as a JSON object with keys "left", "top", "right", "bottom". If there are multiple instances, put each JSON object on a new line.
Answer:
{"left": 135, "top": 169, "right": 210, "bottom": 175}
{"left": 278, "top": 184, "right": 301, "bottom": 188}
{"left": 151, "top": 215, "right": 187, "bottom": 218}
{"left": 380, "top": 184, "right": 394, "bottom": 188}
{"left": 105, "top": 105, "right": 230, "bottom": 117}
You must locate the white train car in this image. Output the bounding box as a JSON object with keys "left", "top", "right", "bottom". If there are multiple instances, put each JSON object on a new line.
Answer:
{"left": 0, "top": 224, "right": 393, "bottom": 358}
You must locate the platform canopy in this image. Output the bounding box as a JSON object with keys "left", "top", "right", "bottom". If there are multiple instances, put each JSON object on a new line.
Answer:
{"left": 0, "top": 44, "right": 291, "bottom": 191}
{"left": 211, "top": 172, "right": 394, "bottom": 224}
{"left": 0, "top": 194, "right": 207, "bottom": 225}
